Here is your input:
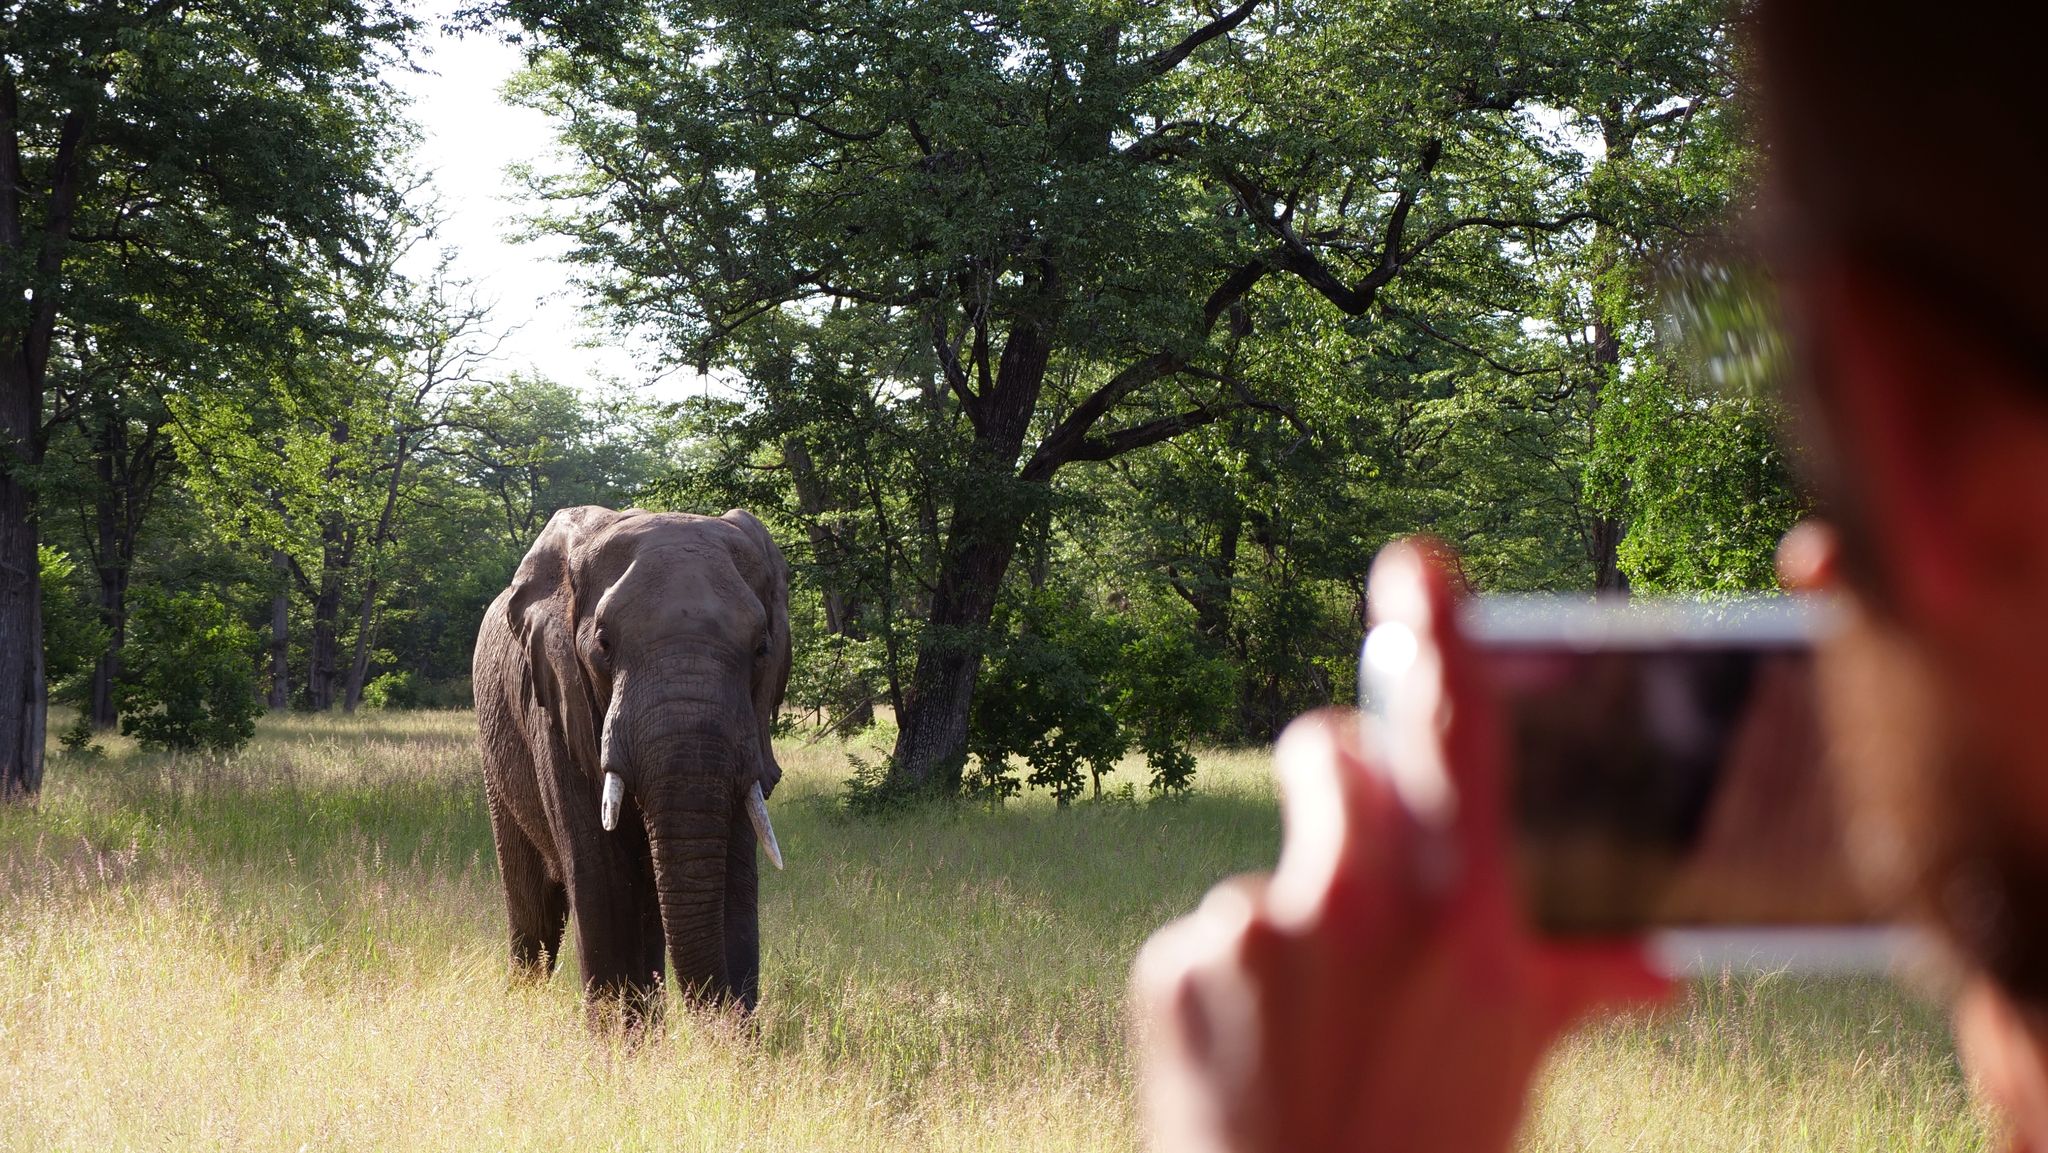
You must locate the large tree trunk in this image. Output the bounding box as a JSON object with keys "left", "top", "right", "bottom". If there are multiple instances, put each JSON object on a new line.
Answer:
{"left": 0, "top": 360, "right": 45, "bottom": 798}
{"left": 886, "top": 309, "right": 1057, "bottom": 794}
{"left": 1587, "top": 314, "right": 1630, "bottom": 596}
{"left": 305, "top": 518, "right": 350, "bottom": 710}
{"left": 268, "top": 551, "right": 291, "bottom": 710}
{"left": 342, "top": 589, "right": 377, "bottom": 712}
{"left": 886, "top": 499, "right": 1033, "bottom": 793}
{"left": 1, "top": 77, "right": 94, "bottom": 798}
{"left": 87, "top": 411, "right": 134, "bottom": 730}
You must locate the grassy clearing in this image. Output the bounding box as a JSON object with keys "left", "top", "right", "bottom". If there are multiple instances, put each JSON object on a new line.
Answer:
{"left": 0, "top": 711, "right": 1991, "bottom": 1151}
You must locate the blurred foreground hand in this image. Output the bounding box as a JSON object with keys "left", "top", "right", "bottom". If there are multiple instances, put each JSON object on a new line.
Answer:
{"left": 1130, "top": 539, "right": 1669, "bottom": 1153}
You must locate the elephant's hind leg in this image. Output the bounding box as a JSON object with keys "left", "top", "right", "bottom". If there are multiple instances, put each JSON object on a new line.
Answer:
{"left": 492, "top": 807, "right": 568, "bottom": 978}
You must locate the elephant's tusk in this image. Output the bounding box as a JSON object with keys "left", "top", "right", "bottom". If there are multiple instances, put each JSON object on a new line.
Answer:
{"left": 746, "top": 781, "right": 783, "bottom": 870}
{"left": 600, "top": 771, "right": 624, "bottom": 832}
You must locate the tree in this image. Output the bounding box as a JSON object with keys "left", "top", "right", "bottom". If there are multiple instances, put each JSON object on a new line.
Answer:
{"left": 0, "top": 0, "right": 412, "bottom": 796}
{"left": 116, "top": 585, "right": 261, "bottom": 754}
{"left": 488, "top": 0, "right": 1745, "bottom": 794}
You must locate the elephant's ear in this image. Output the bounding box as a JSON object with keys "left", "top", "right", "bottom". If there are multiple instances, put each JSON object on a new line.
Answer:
{"left": 506, "top": 505, "right": 621, "bottom": 779}
{"left": 721, "top": 507, "right": 790, "bottom": 797}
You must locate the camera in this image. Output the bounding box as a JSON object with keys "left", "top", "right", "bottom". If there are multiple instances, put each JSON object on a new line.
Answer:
{"left": 1360, "top": 595, "right": 1925, "bottom": 975}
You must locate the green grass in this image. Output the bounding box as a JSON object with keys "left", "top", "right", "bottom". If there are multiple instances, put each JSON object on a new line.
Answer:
{"left": 0, "top": 711, "right": 1992, "bottom": 1150}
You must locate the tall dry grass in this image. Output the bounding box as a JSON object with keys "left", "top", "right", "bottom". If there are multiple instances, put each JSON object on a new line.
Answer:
{"left": 0, "top": 711, "right": 1991, "bottom": 1150}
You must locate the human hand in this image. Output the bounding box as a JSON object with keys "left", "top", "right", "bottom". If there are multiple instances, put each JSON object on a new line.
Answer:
{"left": 1130, "top": 539, "right": 1670, "bottom": 1153}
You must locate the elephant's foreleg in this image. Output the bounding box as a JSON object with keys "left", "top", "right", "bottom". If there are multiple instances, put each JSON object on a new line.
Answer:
{"left": 490, "top": 800, "right": 567, "bottom": 978}
{"left": 723, "top": 802, "right": 761, "bottom": 1011}
{"left": 565, "top": 855, "right": 663, "bottom": 1029}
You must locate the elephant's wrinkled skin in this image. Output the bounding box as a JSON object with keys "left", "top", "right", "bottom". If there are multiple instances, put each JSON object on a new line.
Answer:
{"left": 474, "top": 506, "right": 789, "bottom": 1017}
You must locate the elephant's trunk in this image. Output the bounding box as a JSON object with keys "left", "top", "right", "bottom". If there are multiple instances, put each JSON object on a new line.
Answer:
{"left": 640, "top": 751, "right": 736, "bottom": 1003}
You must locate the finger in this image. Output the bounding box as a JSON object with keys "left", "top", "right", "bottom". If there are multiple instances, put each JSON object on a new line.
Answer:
{"left": 1268, "top": 708, "right": 1405, "bottom": 931}
{"left": 1130, "top": 912, "right": 1231, "bottom": 1153}
{"left": 1132, "top": 874, "right": 1273, "bottom": 1054}
{"left": 1132, "top": 873, "right": 1277, "bottom": 1124}
{"left": 1533, "top": 940, "right": 1674, "bottom": 1034}
{"left": 1776, "top": 518, "right": 1842, "bottom": 591}
{"left": 1368, "top": 538, "right": 1508, "bottom": 861}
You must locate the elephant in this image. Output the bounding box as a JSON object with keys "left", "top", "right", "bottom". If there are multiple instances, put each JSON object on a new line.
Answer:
{"left": 473, "top": 505, "right": 789, "bottom": 1018}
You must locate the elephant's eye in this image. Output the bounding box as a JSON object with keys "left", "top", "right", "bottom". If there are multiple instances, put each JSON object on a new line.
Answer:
{"left": 754, "top": 640, "right": 769, "bottom": 659}
{"left": 594, "top": 629, "right": 612, "bottom": 657}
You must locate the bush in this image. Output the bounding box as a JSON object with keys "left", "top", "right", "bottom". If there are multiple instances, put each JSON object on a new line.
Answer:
{"left": 56, "top": 713, "right": 103, "bottom": 759}
{"left": 39, "top": 545, "right": 109, "bottom": 707}
{"left": 1112, "top": 629, "right": 1234, "bottom": 796}
{"left": 969, "top": 588, "right": 1127, "bottom": 806}
{"left": 412, "top": 676, "right": 474, "bottom": 709}
{"left": 361, "top": 671, "right": 418, "bottom": 710}
{"left": 966, "top": 586, "right": 1233, "bottom": 804}
{"left": 116, "top": 588, "right": 261, "bottom": 754}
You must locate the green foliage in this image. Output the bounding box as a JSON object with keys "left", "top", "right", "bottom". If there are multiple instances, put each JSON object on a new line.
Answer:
{"left": 968, "top": 585, "right": 1233, "bottom": 804}
{"left": 1594, "top": 362, "right": 1803, "bottom": 592}
{"left": 116, "top": 588, "right": 262, "bottom": 754}
{"left": 55, "top": 714, "right": 104, "bottom": 759}
{"left": 14, "top": 0, "right": 1788, "bottom": 819}
{"left": 480, "top": 0, "right": 1756, "bottom": 796}
{"left": 1591, "top": 268, "right": 1805, "bottom": 593}
{"left": 970, "top": 589, "right": 1129, "bottom": 807}
{"left": 1113, "top": 628, "right": 1234, "bottom": 796}
{"left": 360, "top": 671, "right": 418, "bottom": 710}
{"left": 37, "top": 546, "right": 109, "bottom": 705}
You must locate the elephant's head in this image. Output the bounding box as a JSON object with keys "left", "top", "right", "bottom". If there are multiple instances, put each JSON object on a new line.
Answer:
{"left": 505, "top": 506, "right": 790, "bottom": 1001}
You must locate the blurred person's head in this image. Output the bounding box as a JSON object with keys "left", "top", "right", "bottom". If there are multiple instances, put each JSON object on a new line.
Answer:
{"left": 1757, "top": 4, "right": 2048, "bottom": 1006}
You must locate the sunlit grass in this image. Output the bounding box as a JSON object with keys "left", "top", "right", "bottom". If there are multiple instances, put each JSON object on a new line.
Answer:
{"left": 0, "top": 710, "right": 1991, "bottom": 1150}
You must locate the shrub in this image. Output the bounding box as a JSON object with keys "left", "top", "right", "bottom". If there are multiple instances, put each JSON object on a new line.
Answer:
{"left": 969, "top": 588, "right": 1128, "bottom": 806}
{"left": 966, "top": 586, "right": 1232, "bottom": 804}
{"left": 116, "top": 588, "right": 261, "bottom": 754}
{"left": 57, "top": 713, "right": 104, "bottom": 759}
{"left": 361, "top": 671, "right": 418, "bottom": 710}
{"left": 1111, "top": 629, "right": 1234, "bottom": 796}
{"left": 38, "top": 545, "right": 109, "bottom": 707}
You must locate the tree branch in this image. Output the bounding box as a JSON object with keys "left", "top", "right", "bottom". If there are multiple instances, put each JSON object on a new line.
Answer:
{"left": 1378, "top": 301, "right": 1564, "bottom": 379}
{"left": 1144, "top": 0, "right": 1263, "bottom": 75}
{"left": 931, "top": 315, "right": 984, "bottom": 432}
{"left": 1395, "top": 209, "right": 1598, "bottom": 267}
{"left": 781, "top": 100, "right": 889, "bottom": 142}
{"left": 1060, "top": 406, "right": 1226, "bottom": 465}
{"left": 27, "top": 93, "right": 99, "bottom": 380}
{"left": 1021, "top": 351, "right": 1183, "bottom": 480}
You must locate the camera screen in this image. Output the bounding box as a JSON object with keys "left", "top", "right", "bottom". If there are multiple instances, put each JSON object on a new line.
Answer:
{"left": 1486, "top": 643, "right": 1871, "bottom": 933}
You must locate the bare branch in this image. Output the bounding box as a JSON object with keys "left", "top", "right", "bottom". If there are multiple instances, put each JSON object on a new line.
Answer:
{"left": 1061, "top": 406, "right": 1226, "bottom": 465}
{"left": 1144, "top": 0, "right": 1263, "bottom": 75}
{"left": 1021, "top": 351, "right": 1182, "bottom": 480}
{"left": 931, "top": 315, "right": 984, "bottom": 432}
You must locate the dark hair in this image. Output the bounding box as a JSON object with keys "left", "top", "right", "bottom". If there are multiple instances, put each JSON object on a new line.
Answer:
{"left": 1757, "top": 5, "right": 2048, "bottom": 368}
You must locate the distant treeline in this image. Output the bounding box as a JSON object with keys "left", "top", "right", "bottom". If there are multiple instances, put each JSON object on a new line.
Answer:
{"left": 8, "top": 0, "right": 1797, "bottom": 803}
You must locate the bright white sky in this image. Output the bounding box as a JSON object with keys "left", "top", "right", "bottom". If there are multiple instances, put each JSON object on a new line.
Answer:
{"left": 387, "top": 9, "right": 706, "bottom": 402}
